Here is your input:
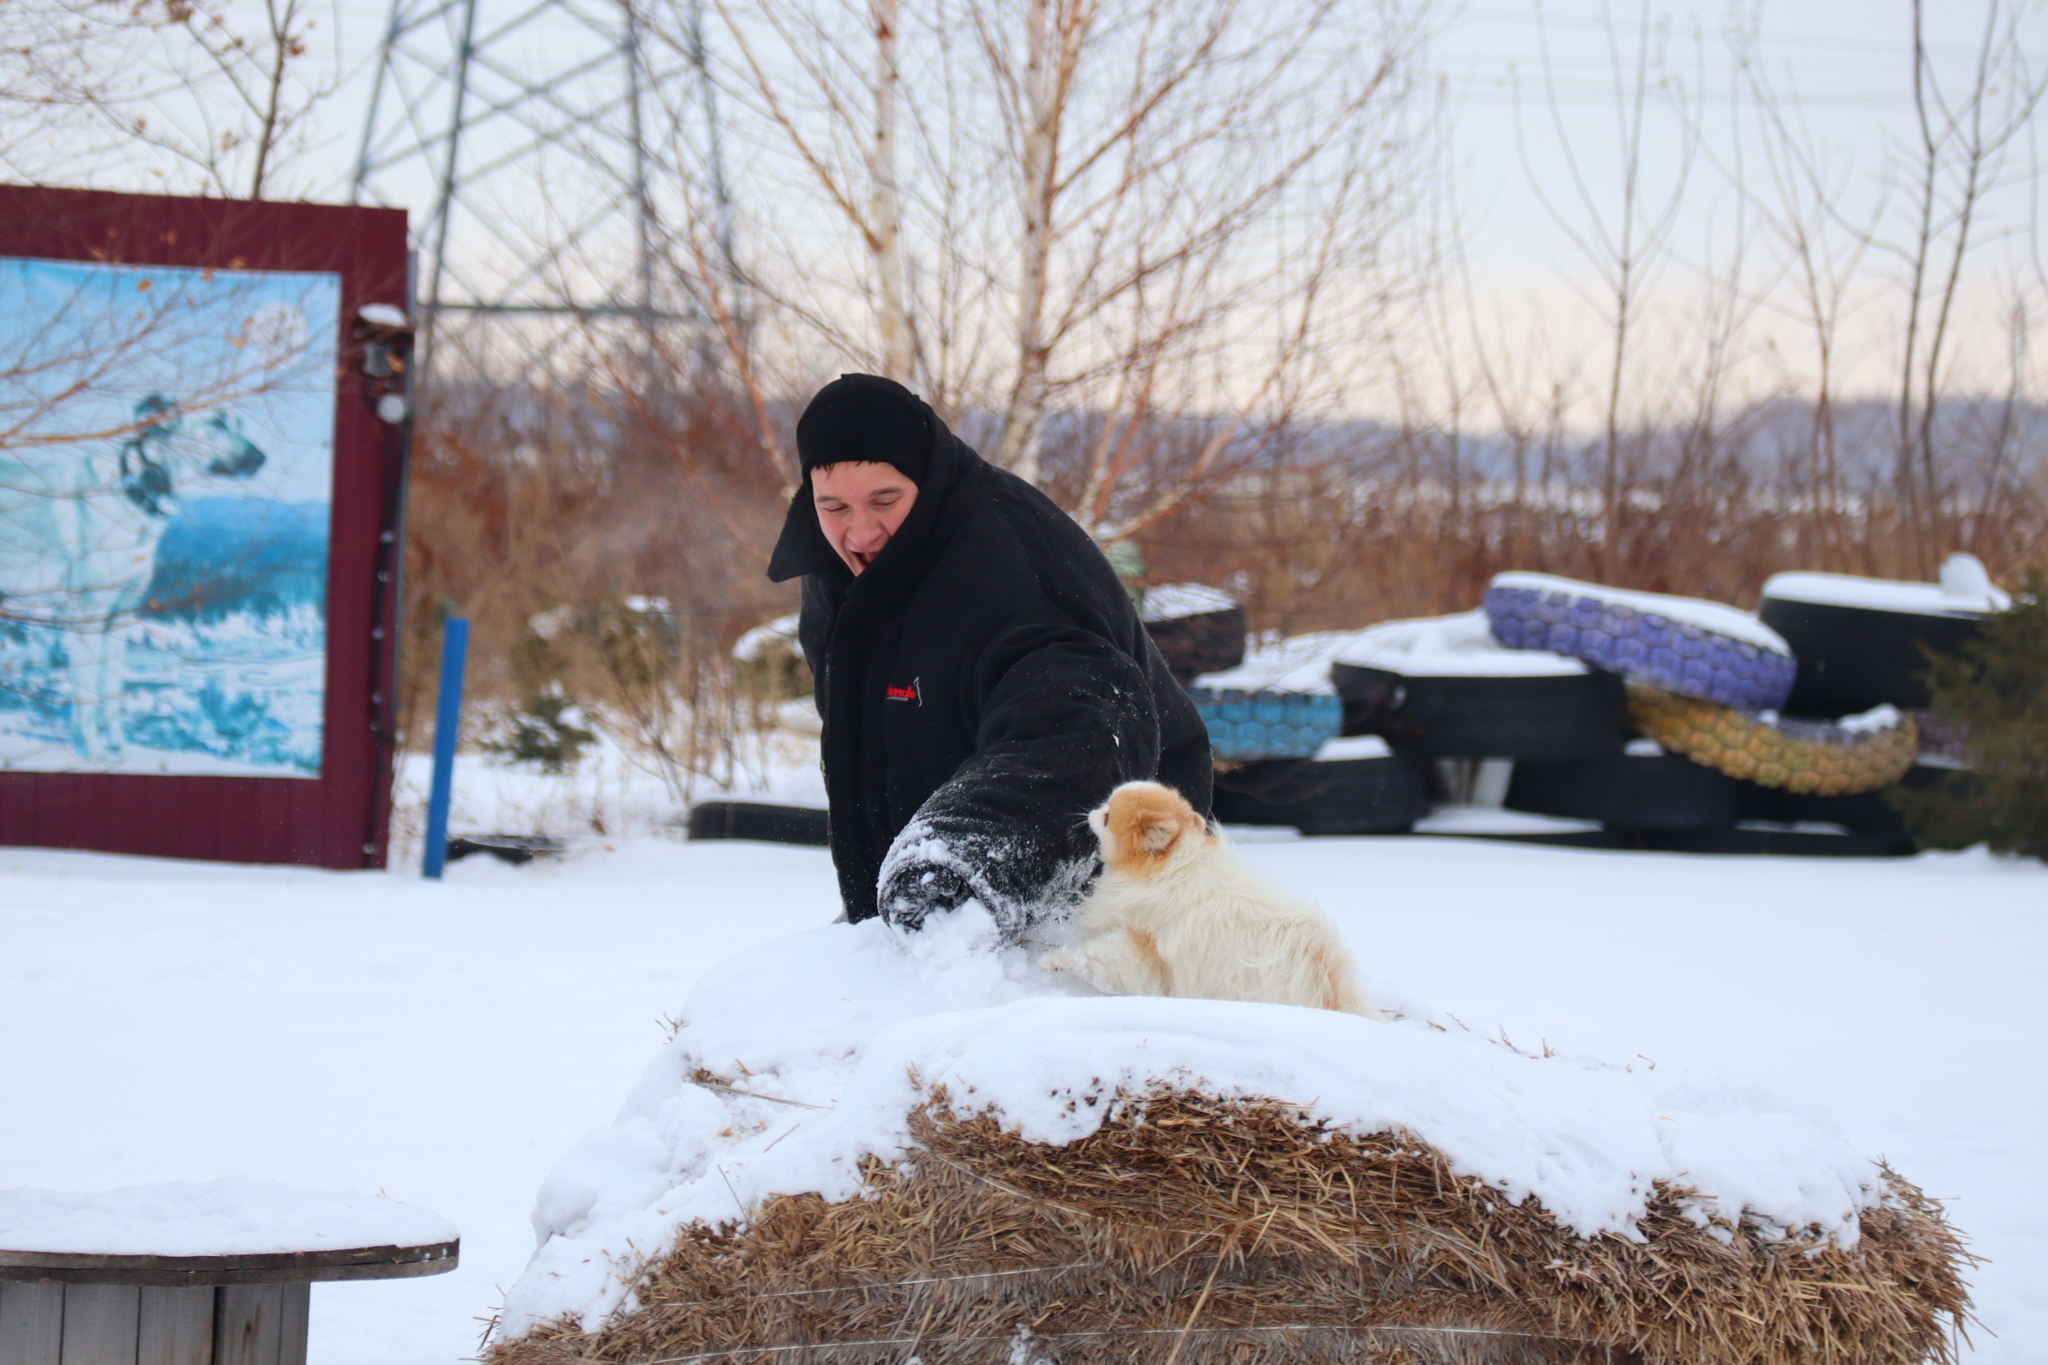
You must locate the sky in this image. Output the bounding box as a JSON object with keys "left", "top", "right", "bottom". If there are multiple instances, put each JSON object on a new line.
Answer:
{"left": 1429, "top": 2, "right": 2048, "bottom": 412}
{"left": 21, "top": 0, "right": 2048, "bottom": 424}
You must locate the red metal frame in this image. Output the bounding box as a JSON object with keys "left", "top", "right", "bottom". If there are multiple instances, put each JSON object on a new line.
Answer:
{"left": 0, "top": 186, "right": 410, "bottom": 869}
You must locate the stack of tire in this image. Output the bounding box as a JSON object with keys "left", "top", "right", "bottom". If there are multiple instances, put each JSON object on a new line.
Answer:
{"left": 1319, "top": 608, "right": 1636, "bottom": 842}
{"left": 1480, "top": 569, "right": 1965, "bottom": 855}
{"left": 1737, "top": 553, "right": 2008, "bottom": 848}
{"left": 1177, "top": 623, "right": 1425, "bottom": 835}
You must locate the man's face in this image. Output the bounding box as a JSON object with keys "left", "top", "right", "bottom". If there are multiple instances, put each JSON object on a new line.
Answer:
{"left": 812, "top": 461, "right": 918, "bottom": 575}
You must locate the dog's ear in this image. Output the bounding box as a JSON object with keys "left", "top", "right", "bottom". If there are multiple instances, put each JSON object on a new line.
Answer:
{"left": 1138, "top": 811, "right": 1181, "bottom": 854}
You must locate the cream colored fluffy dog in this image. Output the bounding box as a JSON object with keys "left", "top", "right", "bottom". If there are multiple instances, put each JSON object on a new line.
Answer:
{"left": 1042, "top": 781, "right": 1379, "bottom": 1017}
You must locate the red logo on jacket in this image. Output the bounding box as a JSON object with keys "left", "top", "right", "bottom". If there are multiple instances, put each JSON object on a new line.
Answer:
{"left": 885, "top": 680, "right": 920, "bottom": 704}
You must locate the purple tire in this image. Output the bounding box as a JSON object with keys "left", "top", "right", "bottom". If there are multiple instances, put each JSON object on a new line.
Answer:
{"left": 1484, "top": 577, "right": 1795, "bottom": 713}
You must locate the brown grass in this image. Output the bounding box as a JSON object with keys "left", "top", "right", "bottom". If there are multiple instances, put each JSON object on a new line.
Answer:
{"left": 488, "top": 1089, "right": 1973, "bottom": 1365}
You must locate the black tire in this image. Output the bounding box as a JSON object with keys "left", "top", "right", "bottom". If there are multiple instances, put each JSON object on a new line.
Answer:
{"left": 1438, "top": 828, "right": 1637, "bottom": 850}
{"left": 1757, "top": 597, "right": 1987, "bottom": 714}
{"left": 1641, "top": 825, "right": 1913, "bottom": 857}
{"left": 1732, "top": 761, "right": 1947, "bottom": 841}
{"left": 686, "top": 801, "right": 831, "bottom": 846}
{"left": 1145, "top": 605, "right": 1248, "bottom": 683}
{"left": 1506, "top": 753, "right": 1738, "bottom": 831}
{"left": 1331, "top": 664, "right": 1629, "bottom": 760}
{"left": 1212, "top": 755, "right": 1429, "bottom": 835}
{"left": 445, "top": 834, "right": 565, "bottom": 865}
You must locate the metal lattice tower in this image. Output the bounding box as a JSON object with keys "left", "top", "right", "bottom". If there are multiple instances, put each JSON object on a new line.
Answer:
{"left": 349, "top": 0, "right": 734, "bottom": 367}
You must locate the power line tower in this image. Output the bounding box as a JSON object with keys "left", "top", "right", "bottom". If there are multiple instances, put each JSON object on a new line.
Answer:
{"left": 349, "top": 0, "right": 734, "bottom": 370}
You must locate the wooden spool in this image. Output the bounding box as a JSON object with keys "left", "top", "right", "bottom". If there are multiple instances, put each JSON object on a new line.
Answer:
{"left": 0, "top": 1240, "right": 458, "bottom": 1365}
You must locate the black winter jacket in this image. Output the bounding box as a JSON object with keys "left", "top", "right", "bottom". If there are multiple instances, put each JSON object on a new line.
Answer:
{"left": 767, "top": 407, "right": 1212, "bottom": 933}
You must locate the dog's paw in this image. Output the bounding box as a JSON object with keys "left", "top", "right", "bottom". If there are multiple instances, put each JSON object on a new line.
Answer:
{"left": 1039, "top": 948, "right": 1082, "bottom": 975}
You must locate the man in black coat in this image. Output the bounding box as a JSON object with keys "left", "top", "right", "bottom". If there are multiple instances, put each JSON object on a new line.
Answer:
{"left": 767, "top": 374, "right": 1212, "bottom": 934}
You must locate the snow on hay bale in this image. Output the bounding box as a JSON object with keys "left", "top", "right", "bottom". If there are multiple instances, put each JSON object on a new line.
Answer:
{"left": 487, "top": 919, "right": 1973, "bottom": 1365}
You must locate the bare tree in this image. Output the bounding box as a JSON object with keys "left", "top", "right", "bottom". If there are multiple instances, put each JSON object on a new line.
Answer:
{"left": 0, "top": 0, "right": 340, "bottom": 199}
{"left": 1883, "top": 0, "right": 2046, "bottom": 569}
{"left": 1726, "top": 23, "right": 1888, "bottom": 571}
{"left": 1515, "top": 0, "right": 1700, "bottom": 576}
{"left": 656, "top": 0, "right": 1433, "bottom": 541}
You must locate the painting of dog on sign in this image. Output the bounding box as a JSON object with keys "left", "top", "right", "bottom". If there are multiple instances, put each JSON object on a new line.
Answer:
{"left": 0, "top": 257, "right": 340, "bottom": 778}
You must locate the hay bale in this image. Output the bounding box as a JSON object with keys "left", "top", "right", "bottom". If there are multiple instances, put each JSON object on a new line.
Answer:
{"left": 490, "top": 1088, "right": 1971, "bottom": 1365}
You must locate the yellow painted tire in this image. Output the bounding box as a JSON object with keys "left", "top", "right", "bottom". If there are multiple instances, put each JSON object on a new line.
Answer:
{"left": 1626, "top": 684, "right": 1919, "bottom": 796}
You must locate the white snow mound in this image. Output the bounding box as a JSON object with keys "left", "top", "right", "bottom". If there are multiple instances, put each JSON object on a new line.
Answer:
{"left": 1141, "top": 583, "right": 1238, "bottom": 623}
{"left": 1193, "top": 631, "right": 1362, "bottom": 694}
{"left": 0, "top": 1178, "right": 456, "bottom": 1257}
{"left": 1763, "top": 553, "right": 2011, "bottom": 617}
{"left": 498, "top": 910, "right": 1886, "bottom": 1339}
{"left": 732, "top": 613, "right": 801, "bottom": 663}
{"left": 1336, "top": 609, "right": 1587, "bottom": 677}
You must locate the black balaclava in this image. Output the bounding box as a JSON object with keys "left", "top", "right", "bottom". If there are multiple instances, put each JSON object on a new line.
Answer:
{"left": 795, "top": 373, "right": 931, "bottom": 485}
{"left": 768, "top": 374, "right": 963, "bottom": 583}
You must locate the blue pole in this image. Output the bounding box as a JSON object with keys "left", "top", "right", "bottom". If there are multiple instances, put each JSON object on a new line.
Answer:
{"left": 422, "top": 617, "right": 469, "bottom": 879}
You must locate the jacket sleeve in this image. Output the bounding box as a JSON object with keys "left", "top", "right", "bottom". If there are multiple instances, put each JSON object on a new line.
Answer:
{"left": 875, "top": 625, "right": 1160, "bottom": 938}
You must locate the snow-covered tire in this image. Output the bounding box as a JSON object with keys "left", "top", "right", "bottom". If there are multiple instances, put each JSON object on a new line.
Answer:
{"left": 1506, "top": 753, "right": 1738, "bottom": 831}
{"left": 1331, "top": 665, "right": 1629, "bottom": 760}
{"left": 686, "top": 802, "right": 830, "bottom": 846}
{"left": 1141, "top": 584, "right": 1247, "bottom": 683}
{"left": 1187, "top": 687, "right": 1343, "bottom": 761}
{"left": 1485, "top": 574, "right": 1795, "bottom": 712}
{"left": 1212, "top": 754, "right": 1429, "bottom": 835}
{"left": 1145, "top": 607, "right": 1248, "bottom": 683}
{"left": 1625, "top": 685, "right": 1919, "bottom": 796}
{"left": 1758, "top": 598, "right": 1986, "bottom": 715}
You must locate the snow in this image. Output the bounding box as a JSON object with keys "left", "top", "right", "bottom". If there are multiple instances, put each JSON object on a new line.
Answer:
{"left": 385, "top": 723, "right": 826, "bottom": 851}
{"left": 2, "top": 820, "right": 2045, "bottom": 1364}
{"left": 1192, "top": 631, "right": 1358, "bottom": 694}
{"left": 1411, "top": 804, "right": 1600, "bottom": 835}
{"left": 732, "top": 613, "right": 801, "bottom": 663}
{"left": 1764, "top": 554, "right": 2012, "bottom": 617}
{"left": 1837, "top": 704, "right": 1907, "bottom": 735}
{"left": 1140, "top": 583, "right": 1238, "bottom": 623}
{"left": 1334, "top": 609, "right": 1588, "bottom": 677}
{"left": 0, "top": 1179, "right": 455, "bottom": 1257}
{"left": 1314, "top": 734, "right": 1393, "bottom": 761}
{"left": 1194, "top": 612, "right": 1587, "bottom": 693}
{"left": 1491, "top": 572, "right": 1791, "bottom": 653}
{"left": 503, "top": 907, "right": 1892, "bottom": 1337}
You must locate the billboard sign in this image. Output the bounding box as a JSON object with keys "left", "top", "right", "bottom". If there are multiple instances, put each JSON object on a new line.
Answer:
{"left": 0, "top": 258, "right": 342, "bottom": 777}
{"left": 0, "top": 189, "right": 409, "bottom": 867}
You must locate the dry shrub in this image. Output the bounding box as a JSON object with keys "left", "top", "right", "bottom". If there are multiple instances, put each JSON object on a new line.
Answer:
{"left": 489, "top": 1090, "right": 1973, "bottom": 1365}
{"left": 398, "top": 367, "right": 798, "bottom": 783}
{"left": 1132, "top": 406, "right": 2048, "bottom": 637}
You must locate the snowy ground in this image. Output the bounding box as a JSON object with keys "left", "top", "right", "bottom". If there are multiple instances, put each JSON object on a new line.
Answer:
{"left": 3, "top": 815, "right": 2043, "bottom": 1362}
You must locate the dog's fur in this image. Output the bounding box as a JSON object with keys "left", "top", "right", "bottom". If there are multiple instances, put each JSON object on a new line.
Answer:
{"left": 1042, "top": 781, "right": 1379, "bottom": 1017}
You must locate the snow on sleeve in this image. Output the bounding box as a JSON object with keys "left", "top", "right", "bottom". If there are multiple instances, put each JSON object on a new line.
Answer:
{"left": 1334, "top": 610, "right": 1588, "bottom": 678}
{"left": 496, "top": 913, "right": 1884, "bottom": 1339}
{"left": 0, "top": 1178, "right": 455, "bottom": 1256}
